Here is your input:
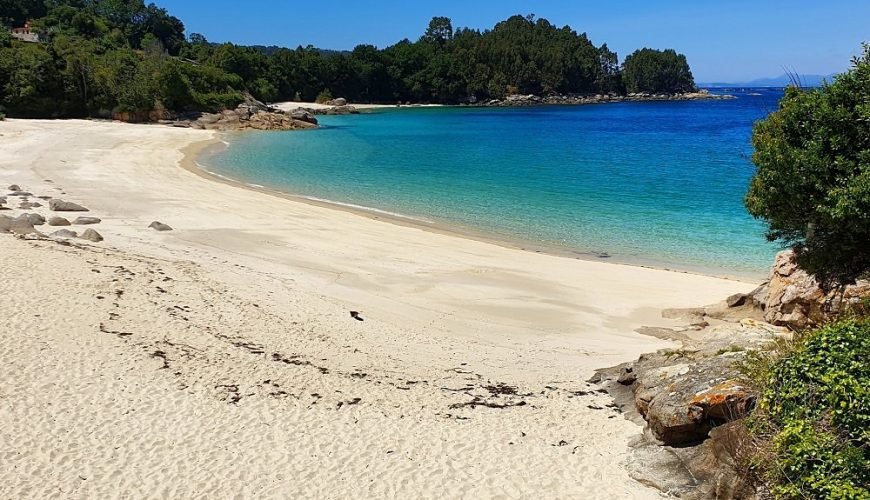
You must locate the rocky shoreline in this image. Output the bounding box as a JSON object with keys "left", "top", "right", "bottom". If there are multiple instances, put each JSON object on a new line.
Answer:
{"left": 158, "top": 94, "right": 361, "bottom": 132}
{"left": 155, "top": 90, "right": 733, "bottom": 131}
{"left": 477, "top": 90, "right": 734, "bottom": 107}
{"left": 592, "top": 250, "right": 869, "bottom": 498}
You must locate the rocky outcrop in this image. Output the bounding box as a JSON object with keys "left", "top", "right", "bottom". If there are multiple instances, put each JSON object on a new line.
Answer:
{"left": 290, "top": 109, "right": 318, "bottom": 124}
{"left": 594, "top": 304, "right": 789, "bottom": 498}
{"left": 751, "top": 250, "right": 870, "bottom": 330}
{"left": 171, "top": 95, "right": 319, "bottom": 132}
{"left": 49, "top": 199, "right": 89, "bottom": 212}
{"left": 481, "top": 90, "right": 735, "bottom": 107}
{"left": 322, "top": 105, "right": 360, "bottom": 115}
{"left": 625, "top": 423, "right": 756, "bottom": 499}
{"left": 597, "top": 317, "right": 785, "bottom": 443}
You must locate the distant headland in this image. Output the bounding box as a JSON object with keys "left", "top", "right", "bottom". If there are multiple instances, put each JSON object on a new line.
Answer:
{"left": 3, "top": 3, "right": 715, "bottom": 122}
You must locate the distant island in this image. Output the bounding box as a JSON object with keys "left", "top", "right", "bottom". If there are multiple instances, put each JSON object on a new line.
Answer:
{"left": 3, "top": 2, "right": 709, "bottom": 121}
{"left": 700, "top": 73, "right": 835, "bottom": 88}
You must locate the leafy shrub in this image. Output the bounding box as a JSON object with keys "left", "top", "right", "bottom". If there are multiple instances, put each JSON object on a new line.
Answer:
{"left": 315, "top": 88, "right": 333, "bottom": 104}
{"left": 193, "top": 91, "right": 244, "bottom": 111}
{"left": 747, "top": 320, "right": 870, "bottom": 499}
{"left": 745, "top": 44, "right": 870, "bottom": 288}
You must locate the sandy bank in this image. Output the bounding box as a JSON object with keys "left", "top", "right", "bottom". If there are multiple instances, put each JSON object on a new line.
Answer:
{"left": 0, "top": 119, "right": 754, "bottom": 498}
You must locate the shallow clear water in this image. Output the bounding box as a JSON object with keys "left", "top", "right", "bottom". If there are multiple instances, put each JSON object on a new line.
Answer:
{"left": 204, "top": 89, "right": 784, "bottom": 278}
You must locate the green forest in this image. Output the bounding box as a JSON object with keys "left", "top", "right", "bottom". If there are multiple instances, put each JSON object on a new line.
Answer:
{"left": 0, "top": 0, "right": 697, "bottom": 119}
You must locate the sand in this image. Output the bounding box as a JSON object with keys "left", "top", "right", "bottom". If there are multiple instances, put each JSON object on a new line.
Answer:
{"left": 0, "top": 119, "right": 756, "bottom": 499}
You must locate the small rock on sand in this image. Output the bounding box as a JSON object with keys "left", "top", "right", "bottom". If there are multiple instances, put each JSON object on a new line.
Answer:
{"left": 18, "top": 213, "right": 46, "bottom": 226}
{"left": 80, "top": 229, "right": 103, "bottom": 242}
{"left": 73, "top": 217, "right": 101, "bottom": 225}
{"left": 8, "top": 184, "right": 21, "bottom": 192}
{"left": 5, "top": 215, "right": 38, "bottom": 235}
{"left": 148, "top": 221, "right": 173, "bottom": 231}
{"left": 49, "top": 199, "right": 89, "bottom": 212}
{"left": 0, "top": 214, "right": 12, "bottom": 233}
{"left": 51, "top": 229, "right": 78, "bottom": 239}
{"left": 48, "top": 217, "right": 71, "bottom": 226}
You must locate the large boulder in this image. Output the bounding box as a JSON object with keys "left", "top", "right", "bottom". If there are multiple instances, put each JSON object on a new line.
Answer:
{"left": 49, "top": 199, "right": 89, "bottom": 212}
{"left": 324, "top": 105, "right": 360, "bottom": 115}
{"left": 625, "top": 423, "right": 757, "bottom": 499}
{"left": 290, "top": 109, "right": 318, "bottom": 125}
{"left": 198, "top": 113, "right": 222, "bottom": 125}
{"left": 2, "top": 214, "right": 39, "bottom": 235}
{"left": 762, "top": 250, "right": 870, "bottom": 329}
{"left": 601, "top": 321, "right": 774, "bottom": 446}
{"left": 242, "top": 93, "right": 271, "bottom": 113}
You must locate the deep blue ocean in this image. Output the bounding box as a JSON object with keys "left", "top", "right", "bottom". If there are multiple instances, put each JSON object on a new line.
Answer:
{"left": 204, "top": 89, "right": 785, "bottom": 278}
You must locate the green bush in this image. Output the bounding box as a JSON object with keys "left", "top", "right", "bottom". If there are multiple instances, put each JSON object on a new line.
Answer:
{"left": 745, "top": 44, "right": 870, "bottom": 288}
{"left": 315, "top": 88, "right": 333, "bottom": 104}
{"left": 748, "top": 320, "right": 870, "bottom": 499}
{"left": 193, "top": 91, "right": 243, "bottom": 111}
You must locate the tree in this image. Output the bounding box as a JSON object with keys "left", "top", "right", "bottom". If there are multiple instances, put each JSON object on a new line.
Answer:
{"left": 745, "top": 44, "right": 870, "bottom": 288}
{"left": 422, "top": 16, "right": 453, "bottom": 45}
{"left": 622, "top": 48, "right": 695, "bottom": 93}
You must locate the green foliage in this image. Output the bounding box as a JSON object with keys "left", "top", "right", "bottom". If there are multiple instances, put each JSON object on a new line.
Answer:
{"left": 315, "top": 88, "right": 333, "bottom": 104}
{"left": 0, "top": 29, "right": 12, "bottom": 48}
{"left": 746, "top": 320, "right": 870, "bottom": 499}
{"left": 622, "top": 48, "right": 695, "bottom": 93}
{"left": 746, "top": 44, "right": 870, "bottom": 288}
{"left": 0, "top": 5, "right": 699, "bottom": 118}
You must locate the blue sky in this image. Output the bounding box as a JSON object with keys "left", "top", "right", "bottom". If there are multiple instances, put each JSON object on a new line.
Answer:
{"left": 155, "top": 0, "right": 868, "bottom": 82}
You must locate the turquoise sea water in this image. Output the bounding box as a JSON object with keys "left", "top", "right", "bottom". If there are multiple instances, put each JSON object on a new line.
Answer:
{"left": 204, "top": 89, "right": 784, "bottom": 279}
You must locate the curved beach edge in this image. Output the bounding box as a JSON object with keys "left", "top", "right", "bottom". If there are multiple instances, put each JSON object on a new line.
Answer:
{"left": 0, "top": 118, "right": 756, "bottom": 499}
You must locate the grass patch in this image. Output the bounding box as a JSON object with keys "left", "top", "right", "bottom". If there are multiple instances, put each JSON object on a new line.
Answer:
{"left": 716, "top": 345, "right": 746, "bottom": 356}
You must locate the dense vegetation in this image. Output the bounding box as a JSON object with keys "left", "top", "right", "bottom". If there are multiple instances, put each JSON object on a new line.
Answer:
{"left": 744, "top": 319, "right": 869, "bottom": 499}
{"left": 746, "top": 44, "right": 870, "bottom": 288}
{"left": 622, "top": 48, "right": 695, "bottom": 94}
{"left": 0, "top": 1, "right": 698, "bottom": 119}
{"left": 741, "top": 45, "right": 870, "bottom": 499}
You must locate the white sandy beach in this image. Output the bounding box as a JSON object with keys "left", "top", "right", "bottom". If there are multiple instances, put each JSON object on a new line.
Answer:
{"left": 0, "top": 119, "right": 755, "bottom": 499}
